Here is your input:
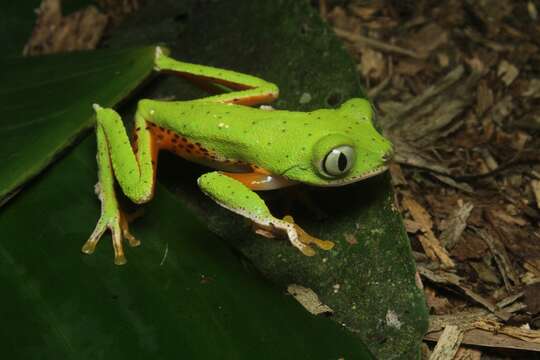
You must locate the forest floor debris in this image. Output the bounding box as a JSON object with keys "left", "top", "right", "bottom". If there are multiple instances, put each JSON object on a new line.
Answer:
{"left": 325, "top": 0, "right": 540, "bottom": 357}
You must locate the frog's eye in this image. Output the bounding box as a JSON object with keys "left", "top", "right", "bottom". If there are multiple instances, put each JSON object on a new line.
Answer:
{"left": 321, "top": 145, "right": 355, "bottom": 177}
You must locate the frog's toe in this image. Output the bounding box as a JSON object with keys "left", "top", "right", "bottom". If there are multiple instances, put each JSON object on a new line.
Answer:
{"left": 252, "top": 216, "right": 315, "bottom": 256}
{"left": 298, "top": 243, "right": 317, "bottom": 257}
{"left": 271, "top": 217, "right": 315, "bottom": 256}
{"left": 111, "top": 222, "right": 127, "bottom": 265}
{"left": 123, "top": 231, "right": 141, "bottom": 248}
{"left": 82, "top": 220, "right": 107, "bottom": 255}
{"left": 83, "top": 209, "right": 138, "bottom": 265}
{"left": 120, "top": 212, "right": 141, "bottom": 247}
{"left": 314, "top": 239, "right": 335, "bottom": 251}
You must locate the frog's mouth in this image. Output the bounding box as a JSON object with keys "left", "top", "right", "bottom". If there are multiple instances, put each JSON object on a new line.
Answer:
{"left": 282, "top": 165, "right": 388, "bottom": 187}
{"left": 319, "top": 165, "right": 389, "bottom": 187}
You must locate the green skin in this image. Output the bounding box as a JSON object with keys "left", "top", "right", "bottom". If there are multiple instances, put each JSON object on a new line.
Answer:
{"left": 83, "top": 47, "right": 393, "bottom": 265}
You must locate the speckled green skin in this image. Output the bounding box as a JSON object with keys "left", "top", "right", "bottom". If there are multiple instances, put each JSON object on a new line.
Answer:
{"left": 84, "top": 49, "right": 392, "bottom": 263}
{"left": 198, "top": 172, "right": 272, "bottom": 219}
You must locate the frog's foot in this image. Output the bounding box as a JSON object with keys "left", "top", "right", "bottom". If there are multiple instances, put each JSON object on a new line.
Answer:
{"left": 252, "top": 216, "right": 334, "bottom": 256}
{"left": 82, "top": 208, "right": 140, "bottom": 265}
{"left": 283, "top": 215, "right": 335, "bottom": 253}
{"left": 197, "top": 172, "right": 333, "bottom": 256}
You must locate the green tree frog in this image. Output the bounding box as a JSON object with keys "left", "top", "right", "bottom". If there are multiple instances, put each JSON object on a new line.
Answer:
{"left": 83, "top": 47, "right": 393, "bottom": 265}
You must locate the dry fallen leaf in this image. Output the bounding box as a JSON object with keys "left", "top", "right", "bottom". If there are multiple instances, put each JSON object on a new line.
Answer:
{"left": 402, "top": 196, "right": 455, "bottom": 268}
{"left": 287, "top": 284, "right": 334, "bottom": 315}
{"left": 24, "top": 0, "right": 108, "bottom": 55}
{"left": 424, "top": 286, "right": 453, "bottom": 315}
{"left": 439, "top": 201, "right": 473, "bottom": 249}
{"left": 359, "top": 47, "right": 386, "bottom": 80}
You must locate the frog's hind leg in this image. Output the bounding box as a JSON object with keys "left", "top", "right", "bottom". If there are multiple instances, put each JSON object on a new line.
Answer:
{"left": 198, "top": 172, "right": 334, "bottom": 256}
{"left": 154, "top": 47, "right": 279, "bottom": 106}
{"left": 83, "top": 105, "right": 158, "bottom": 265}
{"left": 219, "top": 171, "right": 335, "bottom": 253}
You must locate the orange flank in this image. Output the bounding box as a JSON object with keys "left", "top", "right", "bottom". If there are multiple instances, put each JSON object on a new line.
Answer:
{"left": 132, "top": 121, "right": 294, "bottom": 191}
{"left": 146, "top": 122, "right": 212, "bottom": 161}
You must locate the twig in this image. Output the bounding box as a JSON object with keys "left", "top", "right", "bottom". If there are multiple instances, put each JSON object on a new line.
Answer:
{"left": 395, "top": 150, "right": 540, "bottom": 185}
{"left": 333, "top": 28, "right": 427, "bottom": 59}
{"left": 367, "top": 76, "right": 391, "bottom": 99}
{"left": 496, "top": 291, "right": 524, "bottom": 309}
{"left": 418, "top": 265, "right": 511, "bottom": 321}
{"left": 454, "top": 152, "right": 540, "bottom": 181}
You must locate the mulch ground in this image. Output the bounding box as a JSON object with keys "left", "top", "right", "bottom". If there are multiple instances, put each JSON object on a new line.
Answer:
{"left": 323, "top": 0, "right": 540, "bottom": 358}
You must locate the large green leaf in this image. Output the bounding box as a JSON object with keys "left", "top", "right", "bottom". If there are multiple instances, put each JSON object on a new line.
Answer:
{"left": 0, "top": 135, "right": 373, "bottom": 359}
{"left": 0, "top": 46, "right": 156, "bottom": 203}
{"left": 1, "top": 0, "right": 41, "bottom": 57}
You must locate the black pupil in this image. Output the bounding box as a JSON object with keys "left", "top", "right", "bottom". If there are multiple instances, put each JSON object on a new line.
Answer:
{"left": 338, "top": 152, "right": 348, "bottom": 172}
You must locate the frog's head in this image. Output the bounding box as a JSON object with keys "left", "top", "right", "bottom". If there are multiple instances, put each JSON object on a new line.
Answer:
{"left": 283, "top": 98, "right": 393, "bottom": 186}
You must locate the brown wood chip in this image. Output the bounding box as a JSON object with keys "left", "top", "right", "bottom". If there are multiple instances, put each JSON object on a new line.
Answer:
{"left": 23, "top": 0, "right": 108, "bottom": 55}
{"left": 402, "top": 197, "right": 455, "bottom": 268}
{"left": 439, "top": 201, "right": 474, "bottom": 249}
{"left": 429, "top": 325, "right": 463, "bottom": 360}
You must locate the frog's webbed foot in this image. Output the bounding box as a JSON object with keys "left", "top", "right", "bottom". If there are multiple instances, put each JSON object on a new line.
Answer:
{"left": 82, "top": 184, "right": 140, "bottom": 265}
{"left": 198, "top": 172, "right": 335, "bottom": 257}
{"left": 282, "top": 215, "right": 335, "bottom": 255}
{"left": 82, "top": 210, "right": 141, "bottom": 265}
{"left": 251, "top": 215, "right": 334, "bottom": 256}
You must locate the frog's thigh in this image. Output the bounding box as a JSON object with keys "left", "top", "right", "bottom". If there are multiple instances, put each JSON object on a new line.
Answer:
{"left": 197, "top": 172, "right": 307, "bottom": 252}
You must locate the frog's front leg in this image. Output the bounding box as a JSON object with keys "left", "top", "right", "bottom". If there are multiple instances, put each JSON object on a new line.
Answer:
{"left": 83, "top": 105, "right": 157, "bottom": 265}
{"left": 198, "top": 172, "right": 334, "bottom": 256}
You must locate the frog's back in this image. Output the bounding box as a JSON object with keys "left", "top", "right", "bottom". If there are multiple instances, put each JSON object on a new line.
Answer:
{"left": 139, "top": 99, "right": 339, "bottom": 174}
{"left": 144, "top": 99, "right": 321, "bottom": 144}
